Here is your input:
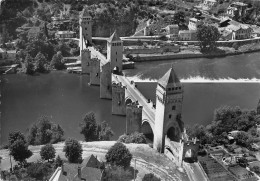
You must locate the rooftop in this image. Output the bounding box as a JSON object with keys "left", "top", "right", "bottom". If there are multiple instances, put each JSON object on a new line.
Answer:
{"left": 231, "top": 2, "right": 247, "bottom": 7}
{"left": 107, "top": 31, "right": 121, "bottom": 43}
{"left": 158, "top": 67, "right": 180, "bottom": 88}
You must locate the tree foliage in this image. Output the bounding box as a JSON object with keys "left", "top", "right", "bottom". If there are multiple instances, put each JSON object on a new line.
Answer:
{"left": 25, "top": 54, "right": 35, "bottom": 75}
{"left": 103, "top": 165, "right": 133, "bottom": 181}
{"left": 35, "top": 52, "right": 48, "bottom": 73}
{"left": 27, "top": 116, "right": 64, "bottom": 145}
{"left": 105, "top": 142, "right": 132, "bottom": 169}
{"left": 118, "top": 132, "right": 147, "bottom": 144}
{"left": 8, "top": 131, "right": 32, "bottom": 166}
{"left": 51, "top": 51, "right": 65, "bottom": 70}
{"left": 197, "top": 25, "right": 221, "bottom": 52}
{"left": 173, "top": 11, "right": 186, "bottom": 26}
{"left": 63, "top": 138, "right": 82, "bottom": 163}
{"left": 27, "top": 162, "right": 53, "bottom": 180}
{"left": 142, "top": 173, "right": 161, "bottom": 181}
{"left": 80, "top": 112, "right": 114, "bottom": 142}
{"left": 40, "top": 144, "right": 56, "bottom": 162}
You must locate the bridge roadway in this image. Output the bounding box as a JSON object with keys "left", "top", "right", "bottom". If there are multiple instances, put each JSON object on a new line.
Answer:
{"left": 112, "top": 74, "right": 156, "bottom": 130}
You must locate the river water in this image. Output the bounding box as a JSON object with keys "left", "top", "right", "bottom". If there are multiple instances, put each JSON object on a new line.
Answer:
{"left": 1, "top": 52, "right": 260, "bottom": 144}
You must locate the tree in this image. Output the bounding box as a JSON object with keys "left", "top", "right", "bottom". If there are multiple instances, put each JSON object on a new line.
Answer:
{"left": 251, "top": 166, "right": 260, "bottom": 174}
{"left": 27, "top": 116, "right": 64, "bottom": 145}
{"left": 63, "top": 138, "right": 82, "bottom": 163}
{"left": 80, "top": 112, "right": 98, "bottom": 141}
{"left": 25, "top": 54, "right": 35, "bottom": 75}
{"left": 97, "top": 121, "right": 114, "bottom": 141}
{"left": 237, "top": 157, "right": 248, "bottom": 167}
{"left": 197, "top": 25, "right": 221, "bottom": 52}
{"left": 51, "top": 52, "right": 65, "bottom": 70}
{"left": 142, "top": 173, "right": 161, "bottom": 181}
{"left": 27, "top": 162, "right": 53, "bottom": 180}
{"left": 35, "top": 52, "right": 47, "bottom": 73}
{"left": 40, "top": 144, "right": 56, "bottom": 162}
{"left": 80, "top": 112, "right": 114, "bottom": 141}
{"left": 105, "top": 142, "right": 132, "bottom": 169}
{"left": 8, "top": 131, "right": 32, "bottom": 166}
{"left": 173, "top": 11, "right": 185, "bottom": 26}
{"left": 103, "top": 166, "right": 133, "bottom": 181}
{"left": 54, "top": 155, "right": 63, "bottom": 168}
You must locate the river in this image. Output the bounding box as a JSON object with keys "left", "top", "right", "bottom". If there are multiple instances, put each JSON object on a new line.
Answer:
{"left": 1, "top": 52, "right": 260, "bottom": 144}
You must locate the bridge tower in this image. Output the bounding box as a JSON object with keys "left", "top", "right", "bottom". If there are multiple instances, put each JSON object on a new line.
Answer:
{"left": 126, "top": 101, "right": 143, "bottom": 134}
{"left": 153, "top": 67, "right": 184, "bottom": 153}
{"left": 257, "top": 99, "right": 260, "bottom": 115}
{"left": 107, "top": 31, "right": 123, "bottom": 74}
{"left": 81, "top": 49, "right": 91, "bottom": 74}
{"left": 79, "top": 8, "right": 92, "bottom": 55}
{"left": 112, "top": 82, "right": 126, "bottom": 115}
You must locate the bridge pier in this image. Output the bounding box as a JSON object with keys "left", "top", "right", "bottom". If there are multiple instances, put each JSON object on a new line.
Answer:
{"left": 100, "top": 62, "right": 112, "bottom": 99}
{"left": 126, "top": 101, "right": 142, "bottom": 134}
{"left": 89, "top": 58, "right": 100, "bottom": 86}
{"left": 81, "top": 49, "right": 91, "bottom": 74}
{"left": 112, "top": 82, "right": 126, "bottom": 115}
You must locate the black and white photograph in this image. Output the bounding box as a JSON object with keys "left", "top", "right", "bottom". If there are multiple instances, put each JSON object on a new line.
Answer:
{"left": 0, "top": 0, "right": 260, "bottom": 180}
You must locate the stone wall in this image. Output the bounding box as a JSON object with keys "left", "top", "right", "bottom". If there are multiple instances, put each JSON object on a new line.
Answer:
{"left": 124, "top": 46, "right": 180, "bottom": 55}
{"left": 112, "top": 82, "right": 126, "bottom": 115}
{"left": 126, "top": 102, "right": 143, "bottom": 134}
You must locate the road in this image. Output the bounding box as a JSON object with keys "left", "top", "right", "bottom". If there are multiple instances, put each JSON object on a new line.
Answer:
{"left": 183, "top": 162, "right": 209, "bottom": 181}
{"left": 113, "top": 75, "right": 155, "bottom": 124}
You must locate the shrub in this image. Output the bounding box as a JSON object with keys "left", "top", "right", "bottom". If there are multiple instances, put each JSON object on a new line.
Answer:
{"left": 106, "top": 142, "right": 132, "bottom": 169}
{"left": 118, "top": 132, "right": 147, "bottom": 144}
{"left": 27, "top": 162, "right": 53, "bottom": 180}
{"left": 103, "top": 165, "right": 133, "bottom": 181}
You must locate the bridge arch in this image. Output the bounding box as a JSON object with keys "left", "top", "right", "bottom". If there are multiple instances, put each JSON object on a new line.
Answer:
{"left": 141, "top": 120, "right": 154, "bottom": 142}
{"left": 165, "top": 145, "right": 175, "bottom": 162}
{"left": 165, "top": 121, "right": 181, "bottom": 142}
{"left": 125, "top": 98, "right": 132, "bottom": 105}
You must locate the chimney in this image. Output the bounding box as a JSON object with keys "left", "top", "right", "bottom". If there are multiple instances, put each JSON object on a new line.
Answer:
{"left": 78, "top": 165, "right": 81, "bottom": 179}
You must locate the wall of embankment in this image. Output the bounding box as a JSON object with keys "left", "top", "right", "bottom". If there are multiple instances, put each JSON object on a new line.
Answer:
{"left": 133, "top": 47, "right": 260, "bottom": 62}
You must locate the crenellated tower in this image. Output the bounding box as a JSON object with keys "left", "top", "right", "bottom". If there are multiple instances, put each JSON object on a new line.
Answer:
{"left": 79, "top": 8, "right": 92, "bottom": 55}
{"left": 107, "top": 31, "right": 123, "bottom": 74}
{"left": 153, "top": 67, "right": 184, "bottom": 153}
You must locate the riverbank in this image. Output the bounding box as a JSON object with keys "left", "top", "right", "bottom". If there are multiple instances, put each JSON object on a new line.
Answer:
{"left": 131, "top": 43, "right": 260, "bottom": 62}
{"left": 0, "top": 141, "right": 190, "bottom": 181}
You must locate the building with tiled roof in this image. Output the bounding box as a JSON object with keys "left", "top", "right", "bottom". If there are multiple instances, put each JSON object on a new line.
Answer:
{"left": 49, "top": 154, "right": 103, "bottom": 181}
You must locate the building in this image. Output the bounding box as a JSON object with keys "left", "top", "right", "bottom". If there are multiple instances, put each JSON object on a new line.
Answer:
{"left": 188, "top": 18, "right": 202, "bottom": 31}
{"left": 227, "top": 24, "right": 252, "bottom": 40}
{"left": 178, "top": 30, "right": 197, "bottom": 41}
{"left": 49, "top": 154, "right": 103, "bottom": 181}
{"left": 219, "top": 19, "right": 252, "bottom": 40}
{"left": 165, "top": 24, "right": 179, "bottom": 40}
{"left": 203, "top": 0, "right": 217, "bottom": 9}
{"left": 55, "top": 31, "right": 76, "bottom": 39}
{"left": 0, "top": 48, "right": 7, "bottom": 60}
{"left": 227, "top": 2, "right": 247, "bottom": 19}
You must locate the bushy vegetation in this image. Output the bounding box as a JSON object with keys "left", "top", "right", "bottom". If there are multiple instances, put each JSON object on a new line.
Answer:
{"left": 106, "top": 142, "right": 132, "bottom": 169}
{"left": 80, "top": 112, "right": 114, "bottom": 142}
{"left": 27, "top": 162, "right": 54, "bottom": 180}
{"left": 27, "top": 116, "right": 64, "bottom": 145}
{"left": 187, "top": 106, "right": 260, "bottom": 148}
{"left": 118, "top": 132, "right": 147, "bottom": 144}
{"left": 63, "top": 138, "right": 83, "bottom": 163}
{"left": 103, "top": 165, "right": 133, "bottom": 181}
